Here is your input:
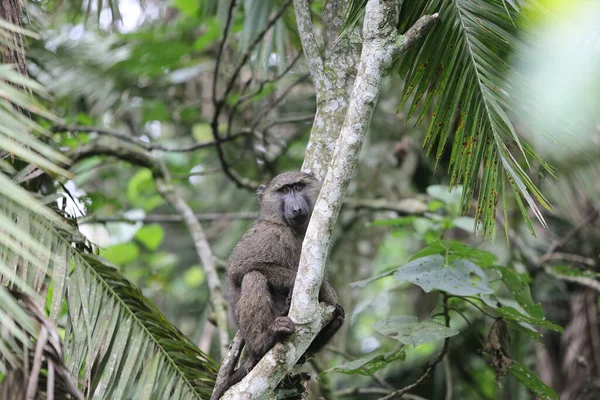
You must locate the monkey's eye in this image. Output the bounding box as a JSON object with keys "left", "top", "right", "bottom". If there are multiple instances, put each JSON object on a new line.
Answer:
{"left": 294, "top": 183, "right": 304, "bottom": 192}
{"left": 281, "top": 187, "right": 290, "bottom": 194}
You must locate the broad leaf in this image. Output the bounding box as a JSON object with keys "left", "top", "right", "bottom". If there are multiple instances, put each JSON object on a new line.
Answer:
{"left": 394, "top": 255, "right": 494, "bottom": 296}
{"left": 373, "top": 316, "right": 459, "bottom": 346}
{"left": 410, "top": 240, "right": 497, "bottom": 268}
{"left": 509, "top": 361, "right": 559, "bottom": 399}
{"left": 496, "top": 266, "right": 535, "bottom": 312}
{"left": 494, "top": 306, "right": 562, "bottom": 333}
{"left": 135, "top": 224, "right": 165, "bottom": 251}
{"left": 324, "top": 347, "right": 405, "bottom": 376}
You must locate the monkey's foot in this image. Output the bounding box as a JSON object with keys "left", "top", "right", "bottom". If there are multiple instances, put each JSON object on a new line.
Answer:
{"left": 271, "top": 316, "right": 295, "bottom": 337}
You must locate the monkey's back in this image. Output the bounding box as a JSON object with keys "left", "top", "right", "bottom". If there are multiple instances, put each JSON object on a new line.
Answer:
{"left": 226, "top": 218, "right": 304, "bottom": 321}
{"left": 227, "top": 219, "right": 303, "bottom": 284}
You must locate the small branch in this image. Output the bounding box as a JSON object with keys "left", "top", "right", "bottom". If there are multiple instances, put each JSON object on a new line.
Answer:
{"left": 213, "top": 0, "right": 238, "bottom": 106}
{"left": 293, "top": 0, "right": 324, "bottom": 86}
{"left": 337, "top": 387, "right": 389, "bottom": 397}
{"left": 540, "top": 207, "right": 600, "bottom": 265}
{"left": 544, "top": 267, "right": 600, "bottom": 292}
{"left": 250, "top": 73, "right": 310, "bottom": 130}
{"left": 79, "top": 212, "right": 256, "bottom": 224}
{"left": 391, "top": 13, "right": 440, "bottom": 58}
{"left": 261, "top": 114, "right": 314, "bottom": 131}
{"left": 379, "top": 294, "right": 451, "bottom": 400}
{"left": 538, "top": 252, "right": 596, "bottom": 267}
{"left": 236, "top": 51, "right": 304, "bottom": 106}
{"left": 344, "top": 197, "right": 428, "bottom": 216}
{"left": 212, "top": 332, "right": 244, "bottom": 399}
{"left": 70, "top": 139, "right": 231, "bottom": 356}
{"left": 53, "top": 125, "right": 248, "bottom": 153}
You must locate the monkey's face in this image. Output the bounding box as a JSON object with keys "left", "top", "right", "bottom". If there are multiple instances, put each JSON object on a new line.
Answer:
{"left": 279, "top": 182, "right": 311, "bottom": 229}
{"left": 257, "top": 171, "right": 321, "bottom": 232}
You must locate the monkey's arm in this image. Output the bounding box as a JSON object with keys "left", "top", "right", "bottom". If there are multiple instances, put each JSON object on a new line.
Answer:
{"left": 319, "top": 278, "right": 339, "bottom": 305}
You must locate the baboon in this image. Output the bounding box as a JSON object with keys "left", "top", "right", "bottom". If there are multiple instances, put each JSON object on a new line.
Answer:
{"left": 212, "top": 171, "right": 344, "bottom": 399}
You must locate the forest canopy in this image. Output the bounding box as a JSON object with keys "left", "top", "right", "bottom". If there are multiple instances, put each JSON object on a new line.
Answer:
{"left": 0, "top": 0, "right": 599, "bottom": 399}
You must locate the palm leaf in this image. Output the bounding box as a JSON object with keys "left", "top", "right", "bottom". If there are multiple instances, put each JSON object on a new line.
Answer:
{"left": 0, "top": 287, "right": 83, "bottom": 400}
{"left": 0, "top": 198, "right": 218, "bottom": 398}
{"left": 0, "top": 19, "right": 217, "bottom": 399}
{"left": 400, "top": 0, "right": 554, "bottom": 235}
{"left": 341, "top": 0, "right": 553, "bottom": 235}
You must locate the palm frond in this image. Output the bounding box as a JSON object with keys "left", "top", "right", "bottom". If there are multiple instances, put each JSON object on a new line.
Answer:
{"left": 0, "top": 287, "right": 83, "bottom": 400}
{"left": 0, "top": 198, "right": 218, "bottom": 398}
{"left": 340, "top": 0, "right": 553, "bottom": 235}
{"left": 1, "top": 19, "right": 217, "bottom": 398}
{"left": 397, "top": 0, "right": 553, "bottom": 235}
{"left": 28, "top": 31, "right": 130, "bottom": 116}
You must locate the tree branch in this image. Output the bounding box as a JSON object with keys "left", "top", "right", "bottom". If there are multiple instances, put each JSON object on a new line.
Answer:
{"left": 292, "top": 0, "right": 324, "bottom": 87}
{"left": 53, "top": 125, "right": 248, "bottom": 153}
{"left": 222, "top": 1, "right": 438, "bottom": 398}
{"left": 70, "top": 138, "right": 231, "bottom": 356}
{"left": 79, "top": 212, "right": 256, "bottom": 224}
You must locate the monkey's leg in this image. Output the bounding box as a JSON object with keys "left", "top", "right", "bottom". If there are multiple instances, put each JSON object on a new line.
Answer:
{"left": 305, "top": 280, "right": 345, "bottom": 355}
{"left": 236, "top": 271, "right": 295, "bottom": 360}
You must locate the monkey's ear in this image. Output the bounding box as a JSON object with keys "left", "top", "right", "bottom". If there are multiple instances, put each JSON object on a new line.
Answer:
{"left": 256, "top": 184, "right": 267, "bottom": 203}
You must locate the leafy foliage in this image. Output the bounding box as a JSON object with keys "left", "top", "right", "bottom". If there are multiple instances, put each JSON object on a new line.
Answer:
{"left": 373, "top": 316, "right": 458, "bottom": 346}
{"left": 342, "top": 0, "right": 555, "bottom": 235}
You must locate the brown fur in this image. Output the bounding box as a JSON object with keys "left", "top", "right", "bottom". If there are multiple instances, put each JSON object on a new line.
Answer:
{"left": 212, "top": 171, "right": 344, "bottom": 399}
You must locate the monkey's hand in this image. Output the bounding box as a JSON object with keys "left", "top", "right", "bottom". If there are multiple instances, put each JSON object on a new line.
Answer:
{"left": 331, "top": 303, "right": 345, "bottom": 329}
{"left": 271, "top": 316, "right": 295, "bottom": 339}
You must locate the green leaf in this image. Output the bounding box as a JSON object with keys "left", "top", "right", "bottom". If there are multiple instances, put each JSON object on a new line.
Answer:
{"left": 192, "top": 123, "right": 213, "bottom": 142}
{"left": 184, "top": 266, "right": 206, "bottom": 288}
{"left": 410, "top": 240, "right": 497, "bottom": 269}
{"left": 100, "top": 243, "right": 140, "bottom": 265}
{"left": 371, "top": 216, "right": 417, "bottom": 227}
{"left": 426, "top": 185, "right": 462, "bottom": 206}
{"left": 509, "top": 361, "right": 559, "bottom": 399}
{"left": 495, "top": 306, "right": 563, "bottom": 333}
{"left": 194, "top": 18, "right": 222, "bottom": 51}
{"left": 324, "top": 347, "right": 405, "bottom": 376}
{"left": 496, "top": 266, "right": 535, "bottom": 313}
{"left": 452, "top": 216, "right": 477, "bottom": 233}
{"left": 173, "top": 0, "right": 200, "bottom": 17}
{"left": 394, "top": 255, "right": 494, "bottom": 296}
{"left": 373, "top": 316, "right": 459, "bottom": 346}
{"left": 135, "top": 224, "right": 165, "bottom": 250}
{"left": 126, "top": 169, "right": 164, "bottom": 211}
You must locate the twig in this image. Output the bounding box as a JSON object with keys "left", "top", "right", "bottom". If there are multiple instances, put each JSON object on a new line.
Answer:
{"left": 544, "top": 267, "right": 600, "bottom": 292}
{"left": 212, "top": 0, "right": 238, "bottom": 106}
{"left": 79, "top": 212, "right": 256, "bottom": 224}
{"left": 70, "top": 138, "right": 231, "bottom": 356}
{"left": 250, "top": 74, "right": 310, "bottom": 131}
{"left": 538, "top": 252, "right": 595, "bottom": 267}
{"left": 212, "top": 332, "right": 245, "bottom": 399}
{"left": 344, "top": 197, "right": 428, "bottom": 216}
{"left": 379, "top": 294, "right": 451, "bottom": 400}
{"left": 261, "top": 114, "right": 314, "bottom": 131}
{"left": 459, "top": 297, "right": 497, "bottom": 319}
{"left": 236, "top": 52, "right": 304, "bottom": 106}
{"left": 540, "top": 207, "right": 600, "bottom": 263}
{"left": 443, "top": 356, "right": 453, "bottom": 400}
{"left": 53, "top": 125, "right": 248, "bottom": 153}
